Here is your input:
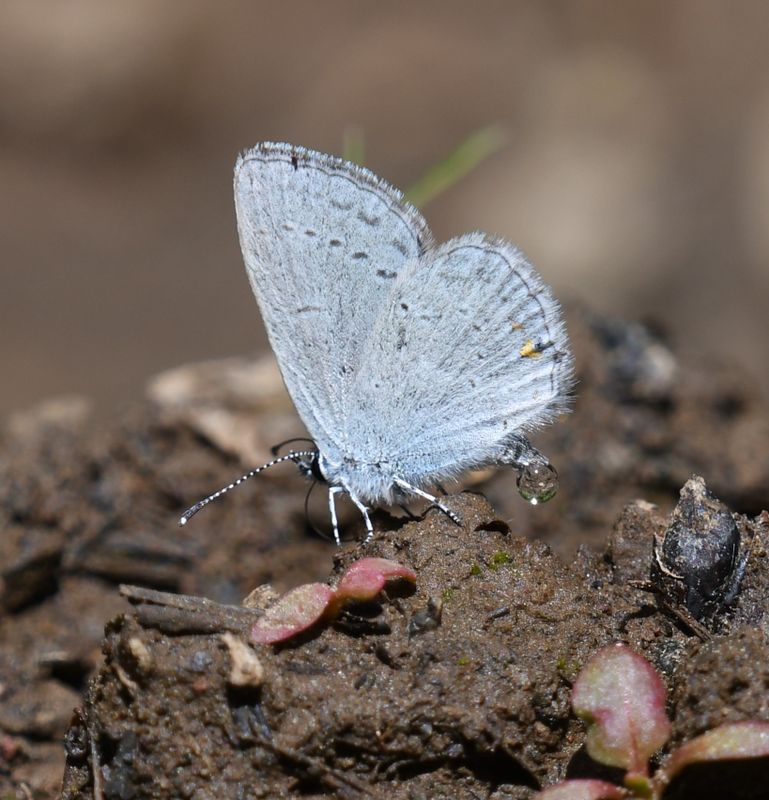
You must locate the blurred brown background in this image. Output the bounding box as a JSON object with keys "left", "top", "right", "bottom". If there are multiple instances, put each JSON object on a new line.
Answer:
{"left": 2, "top": 0, "right": 768, "bottom": 417}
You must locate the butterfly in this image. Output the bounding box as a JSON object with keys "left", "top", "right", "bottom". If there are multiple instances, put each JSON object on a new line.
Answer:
{"left": 180, "top": 143, "right": 573, "bottom": 543}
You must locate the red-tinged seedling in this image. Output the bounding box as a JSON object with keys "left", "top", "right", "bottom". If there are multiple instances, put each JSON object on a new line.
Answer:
{"left": 251, "top": 557, "right": 417, "bottom": 644}
{"left": 251, "top": 583, "right": 336, "bottom": 644}
{"left": 535, "top": 645, "right": 769, "bottom": 799}
{"left": 656, "top": 721, "right": 769, "bottom": 790}
{"left": 334, "top": 557, "right": 417, "bottom": 602}
{"left": 535, "top": 779, "right": 629, "bottom": 799}
{"left": 572, "top": 643, "right": 670, "bottom": 789}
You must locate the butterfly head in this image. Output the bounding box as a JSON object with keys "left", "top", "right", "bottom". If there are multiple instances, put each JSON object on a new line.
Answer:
{"left": 293, "top": 449, "right": 327, "bottom": 483}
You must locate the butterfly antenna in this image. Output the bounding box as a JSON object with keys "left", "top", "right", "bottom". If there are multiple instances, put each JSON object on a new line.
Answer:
{"left": 179, "top": 450, "right": 316, "bottom": 526}
{"left": 271, "top": 437, "right": 316, "bottom": 456}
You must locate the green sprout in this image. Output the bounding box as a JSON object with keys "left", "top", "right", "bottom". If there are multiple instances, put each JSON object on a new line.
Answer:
{"left": 339, "top": 124, "right": 506, "bottom": 209}
{"left": 405, "top": 125, "right": 506, "bottom": 209}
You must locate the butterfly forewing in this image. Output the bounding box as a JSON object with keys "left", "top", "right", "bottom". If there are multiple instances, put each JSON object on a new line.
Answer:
{"left": 234, "top": 143, "right": 432, "bottom": 458}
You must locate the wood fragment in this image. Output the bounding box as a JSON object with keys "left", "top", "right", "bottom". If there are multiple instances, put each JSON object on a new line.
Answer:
{"left": 119, "top": 584, "right": 262, "bottom": 635}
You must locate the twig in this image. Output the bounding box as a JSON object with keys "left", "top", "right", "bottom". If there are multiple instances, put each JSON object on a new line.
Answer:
{"left": 629, "top": 580, "right": 712, "bottom": 641}
{"left": 256, "top": 733, "right": 381, "bottom": 799}
{"left": 119, "top": 584, "right": 262, "bottom": 635}
{"left": 89, "top": 724, "right": 104, "bottom": 800}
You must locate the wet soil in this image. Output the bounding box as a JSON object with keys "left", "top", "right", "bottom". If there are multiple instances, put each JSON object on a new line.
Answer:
{"left": 2, "top": 309, "right": 769, "bottom": 798}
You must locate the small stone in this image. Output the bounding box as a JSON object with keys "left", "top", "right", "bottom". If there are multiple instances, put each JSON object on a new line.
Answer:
{"left": 222, "top": 632, "right": 264, "bottom": 688}
{"left": 126, "top": 636, "right": 153, "bottom": 674}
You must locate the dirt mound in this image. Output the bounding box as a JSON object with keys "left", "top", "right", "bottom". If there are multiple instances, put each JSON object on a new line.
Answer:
{"left": 1, "top": 309, "right": 768, "bottom": 798}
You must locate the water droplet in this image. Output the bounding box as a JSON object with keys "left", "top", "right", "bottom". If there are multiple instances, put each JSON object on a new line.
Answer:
{"left": 517, "top": 461, "right": 559, "bottom": 504}
{"left": 498, "top": 435, "right": 559, "bottom": 504}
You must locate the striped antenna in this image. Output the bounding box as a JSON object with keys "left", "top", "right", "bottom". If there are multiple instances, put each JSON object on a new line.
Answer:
{"left": 179, "top": 450, "right": 316, "bottom": 526}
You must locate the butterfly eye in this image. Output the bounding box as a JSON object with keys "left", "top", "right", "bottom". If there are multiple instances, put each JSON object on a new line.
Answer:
{"left": 310, "top": 453, "right": 328, "bottom": 483}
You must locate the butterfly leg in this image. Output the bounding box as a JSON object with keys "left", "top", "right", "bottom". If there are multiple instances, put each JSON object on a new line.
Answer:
{"left": 328, "top": 486, "right": 344, "bottom": 545}
{"left": 393, "top": 478, "right": 462, "bottom": 527}
{"left": 348, "top": 493, "right": 374, "bottom": 543}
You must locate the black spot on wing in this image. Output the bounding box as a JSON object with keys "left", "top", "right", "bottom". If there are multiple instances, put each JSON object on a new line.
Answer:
{"left": 357, "top": 210, "right": 381, "bottom": 226}
{"left": 331, "top": 198, "right": 354, "bottom": 211}
{"left": 396, "top": 325, "right": 407, "bottom": 351}
{"left": 376, "top": 269, "right": 398, "bottom": 279}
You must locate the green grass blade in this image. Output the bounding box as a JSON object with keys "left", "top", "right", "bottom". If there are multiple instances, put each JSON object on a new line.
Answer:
{"left": 342, "top": 126, "right": 366, "bottom": 166}
{"left": 405, "top": 125, "right": 506, "bottom": 209}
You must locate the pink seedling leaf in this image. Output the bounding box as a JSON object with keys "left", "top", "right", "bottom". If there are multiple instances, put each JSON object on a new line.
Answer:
{"left": 535, "top": 779, "right": 629, "bottom": 799}
{"left": 251, "top": 583, "right": 336, "bottom": 644}
{"left": 572, "top": 643, "right": 671, "bottom": 775}
{"left": 657, "top": 721, "right": 769, "bottom": 788}
{"left": 250, "top": 559, "right": 417, "bottom": 644}
{"left": 335, "top": 557, "right": 417, "bottom": 603}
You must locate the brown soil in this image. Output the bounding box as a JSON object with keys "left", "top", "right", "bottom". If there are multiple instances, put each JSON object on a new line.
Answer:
{"left": 2, "top": 309, "right": 769, "bottom": 799}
